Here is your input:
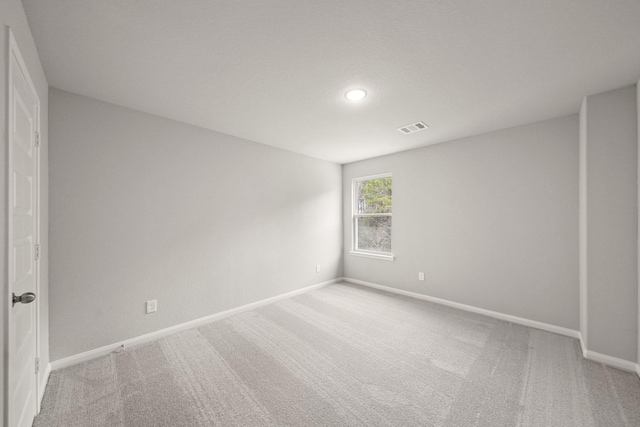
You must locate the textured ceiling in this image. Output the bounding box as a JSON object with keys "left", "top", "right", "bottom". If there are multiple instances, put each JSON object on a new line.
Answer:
{"left": 23, "top": 0, "right": 640, "bottom": 163}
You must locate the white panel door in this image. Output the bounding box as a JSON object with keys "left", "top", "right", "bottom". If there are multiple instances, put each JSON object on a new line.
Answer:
{"left": 8, "top": 31, "right": 40, "bottom": 427}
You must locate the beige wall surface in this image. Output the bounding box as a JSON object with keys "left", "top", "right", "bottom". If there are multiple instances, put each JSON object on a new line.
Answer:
{"left": 343, "top": 115, "right": 580, "bottom": 330}
{"left": 48, "top": 88, "right": 343, "bottom": 361}
{"left": 1, "top": 0, "right": 50, "bottom": 423}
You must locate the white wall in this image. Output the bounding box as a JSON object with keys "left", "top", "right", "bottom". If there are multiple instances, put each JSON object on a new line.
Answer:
{"left": 1, "top": 0, "right": 49, "bottom": 423}
{"left": 581, "top": 85, "right": 638, "bottom": 363}
{"left": 579, "top": 99, "right": 588, "bottom": 349}
{"left": 343, "top": 115, "right": 580, "bottom": 330}
{"left": 49, "top": 88, "right": 343, "bottom": 361}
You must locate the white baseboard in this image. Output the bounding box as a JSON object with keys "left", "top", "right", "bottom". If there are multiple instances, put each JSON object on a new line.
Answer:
{"left": 50, "top": 277, "right": 640, "bottom": 377}
{"left": 582, "top": 349, "right": 638, "bottom": 373}
{"left": 578, "top": 333, "right": 639, "bottom": 373}
{"left": 37, "top": 362, "right": 51, "bottom": 413}
{"left": 343, "top": 277, "right": 580, "bottom": 339}
{"left": 578, "top": 332, "right": 588, "bottom": 358}
{"left": 51, "top": 278, "right": 340, "bottom": 371}
{"left": 343, "top": 278, "right": 640, "bottom": 374}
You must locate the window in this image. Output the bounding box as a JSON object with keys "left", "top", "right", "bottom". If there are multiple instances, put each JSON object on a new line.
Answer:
{"left": 351, "top": 174, "right": 393, "bottom": 261}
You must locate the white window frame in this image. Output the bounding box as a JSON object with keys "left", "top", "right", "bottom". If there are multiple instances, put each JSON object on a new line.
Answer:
{"left": 350, "top": 173, "right": 395, "bottom": 261}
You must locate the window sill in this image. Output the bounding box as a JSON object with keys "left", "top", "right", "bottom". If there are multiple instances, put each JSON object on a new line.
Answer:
{"left": 349, "top": 251, "right": 395, "bottom": 262}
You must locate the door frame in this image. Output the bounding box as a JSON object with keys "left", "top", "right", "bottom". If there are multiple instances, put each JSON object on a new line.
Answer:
{"left": 6, "top": 26, "right": 42, "bottom": 424}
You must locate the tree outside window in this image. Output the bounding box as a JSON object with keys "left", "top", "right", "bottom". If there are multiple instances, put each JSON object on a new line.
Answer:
{"left": 354, "top": 175, "right": 392, "bottom": 254}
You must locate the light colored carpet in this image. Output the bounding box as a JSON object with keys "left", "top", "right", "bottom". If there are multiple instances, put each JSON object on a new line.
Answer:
{"left": 35, "top": 282, "right": 640, "bottom": 426}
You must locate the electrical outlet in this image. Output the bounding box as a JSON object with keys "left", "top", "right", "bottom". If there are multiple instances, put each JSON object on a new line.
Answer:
{"left": 316, "top": 265, "right": 321, "bottom": 273}
{"left": 146, "top": 299, "right": 157, "bottom": 314}
{"left": 418, "top": 272, "right": 425, "bottom": 281}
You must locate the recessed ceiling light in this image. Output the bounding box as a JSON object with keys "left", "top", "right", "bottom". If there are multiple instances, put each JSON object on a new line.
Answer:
{"left": 345, "top": 89, "right": 367, "bottom": 101}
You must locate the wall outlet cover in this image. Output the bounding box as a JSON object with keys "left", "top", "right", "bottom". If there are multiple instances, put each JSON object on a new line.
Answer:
{"left": 146, "top": 300, "right": 157, "bottom": 314}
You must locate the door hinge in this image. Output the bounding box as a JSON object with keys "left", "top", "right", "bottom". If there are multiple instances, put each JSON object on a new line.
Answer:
{"left": 35, "top": 244, "right": 40, "bottom": 261}
{"left": 35, "top": 357, "right": 40, "bottom": 375}
{"left": 35, "top": 131, "right": 40, "bottom": 147}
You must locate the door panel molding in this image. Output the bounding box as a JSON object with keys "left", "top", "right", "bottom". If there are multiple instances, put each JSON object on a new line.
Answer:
{"left": 6, "top": 26, "right": 41, "bottom": 427}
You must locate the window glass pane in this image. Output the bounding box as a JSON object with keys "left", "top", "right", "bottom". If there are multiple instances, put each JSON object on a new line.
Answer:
{"left": 357, "top": 216, "right": 392, "bottom": 252}
{"left": 356, "top": 177, "right": 392, "bottom": 214}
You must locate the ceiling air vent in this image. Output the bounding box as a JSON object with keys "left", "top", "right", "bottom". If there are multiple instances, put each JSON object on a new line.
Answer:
{"left": 398, "top": 121, "right": 429, "bottom": 134}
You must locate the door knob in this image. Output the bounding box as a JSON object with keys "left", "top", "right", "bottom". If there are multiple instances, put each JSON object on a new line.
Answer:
{"left": 12, "top": 292, "right": 36, "bottom": 307}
